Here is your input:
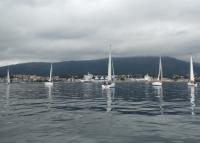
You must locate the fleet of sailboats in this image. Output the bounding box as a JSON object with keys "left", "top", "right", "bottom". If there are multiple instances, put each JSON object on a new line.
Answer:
{"left": 102, "top": 47, "right": 115, "bottom": 89}
{"left": 2, "top": 54, "right": 200, "bottom": 116}
{"left": 152, "top": 57, "right": 163, "bottom": 86}
{"left": 1, "top": 54, "right": 199, "bottom": 89}
{"left": 44, "top": 63, "right": 53, "bottom": 86}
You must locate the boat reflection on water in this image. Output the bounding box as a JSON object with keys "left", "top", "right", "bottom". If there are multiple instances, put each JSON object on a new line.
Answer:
{"left": 189, "top": 86, "right": 196, "bottom": 115}
{"left": 47, "top": 86, "right": 52, "bottom": 109}
{"left": 6, "top": 85, "right": 10, "bottom": 111}
{"left": 153, "top": 86, "right": 164, "bottom": 115}
{"left": 102, "top": 88, "right": 115, "bottom": 112}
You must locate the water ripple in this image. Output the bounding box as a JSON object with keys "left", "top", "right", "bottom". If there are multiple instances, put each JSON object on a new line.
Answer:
{"left": 0, "top": 82, "right": 200, "bottom": 142}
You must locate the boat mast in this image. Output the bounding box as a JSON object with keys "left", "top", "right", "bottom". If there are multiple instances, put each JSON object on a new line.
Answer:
{"left": 107, "top": 46, "right": 112, "bottom": 81}
{"left": 7, "top": 68, "right": 10, "bottom": 84}
{"left": 190, "top": 56, "right": 195, "bottom": 82}
{"left": 49, "top": 64, "right": 53, "bottom": 82}
{"left": 160, "top": 57, "right": 163, "bottom": 81}
{"left": 157, "top": 57, "right": 163, "bottom": 81}
{"left": 112, "top": 58, "right": 115, "bottom": 80}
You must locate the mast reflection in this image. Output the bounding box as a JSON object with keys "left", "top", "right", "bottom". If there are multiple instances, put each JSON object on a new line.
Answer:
{"left": 6, "top": 85, "right": 10, "bottom": 111}
{"left": 153, "top": 86, "right": 164, "bottom": 115}
{"left": 189, "top": 86, "right": 195, "bottom": 115}
{"left": 103, "top": 88, "right": 115, "bottom": 112}
{"left": 47, "top": 86, "right": 52, "bottom": 109}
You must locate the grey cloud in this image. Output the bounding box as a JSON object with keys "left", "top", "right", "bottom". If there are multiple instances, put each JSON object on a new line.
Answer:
{"left": 37, "top": 27, "right": 96, "bottom": 40}
{"left": 0, "top": 0, "right": 200, "bottom": 66}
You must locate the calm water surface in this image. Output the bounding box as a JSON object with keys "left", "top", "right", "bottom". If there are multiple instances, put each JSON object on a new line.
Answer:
{"left": 0, "top": 82, "right": 200, "bottom": 143}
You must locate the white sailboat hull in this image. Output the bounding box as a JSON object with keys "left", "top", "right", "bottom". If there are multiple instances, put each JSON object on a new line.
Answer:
{"left": 45, "top": 82, "right": 53, "bottom": 86}
{"left": 102, "top": 82, "right": 115, "bottom": 89}
{"left": 152, "top": 81, "right": 162, "bottom": 86}
{"left": 187, "top": 82, "right": 197, "bottom": 87}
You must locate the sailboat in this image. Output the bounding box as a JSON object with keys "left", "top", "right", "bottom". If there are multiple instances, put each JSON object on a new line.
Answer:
{"left": 188, "top": 56, "right": 197, "bottom": 87}
{"left": 102, "top": 47, "right": 115, "bottom": 89}
{"left": 45, "top": 64, "right": 53, "bottom": 86}
{"left": 152, "top": 57, "right": 163, "bottom": 86}
{"left": 7, "top": 68, "right": 10, "bottom": 84}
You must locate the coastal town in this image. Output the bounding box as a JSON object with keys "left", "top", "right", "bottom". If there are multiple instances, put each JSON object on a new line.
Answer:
{"left": 0, "top": 72, "right": 196, "bottom": 83}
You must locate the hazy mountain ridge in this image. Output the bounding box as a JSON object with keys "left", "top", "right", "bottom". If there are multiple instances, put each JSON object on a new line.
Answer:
{"left": 0, "top": 57, "right": 199, "bottom": 77}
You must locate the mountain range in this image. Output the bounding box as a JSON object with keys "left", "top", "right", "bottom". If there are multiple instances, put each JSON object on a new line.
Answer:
{"left": 0, "top": 57, "right": 199, "bottom": 78}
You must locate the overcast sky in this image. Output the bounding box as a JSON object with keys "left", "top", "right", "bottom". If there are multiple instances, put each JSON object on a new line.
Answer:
{"left": 0, "top": 0, "right": 200, "bottom": 66}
